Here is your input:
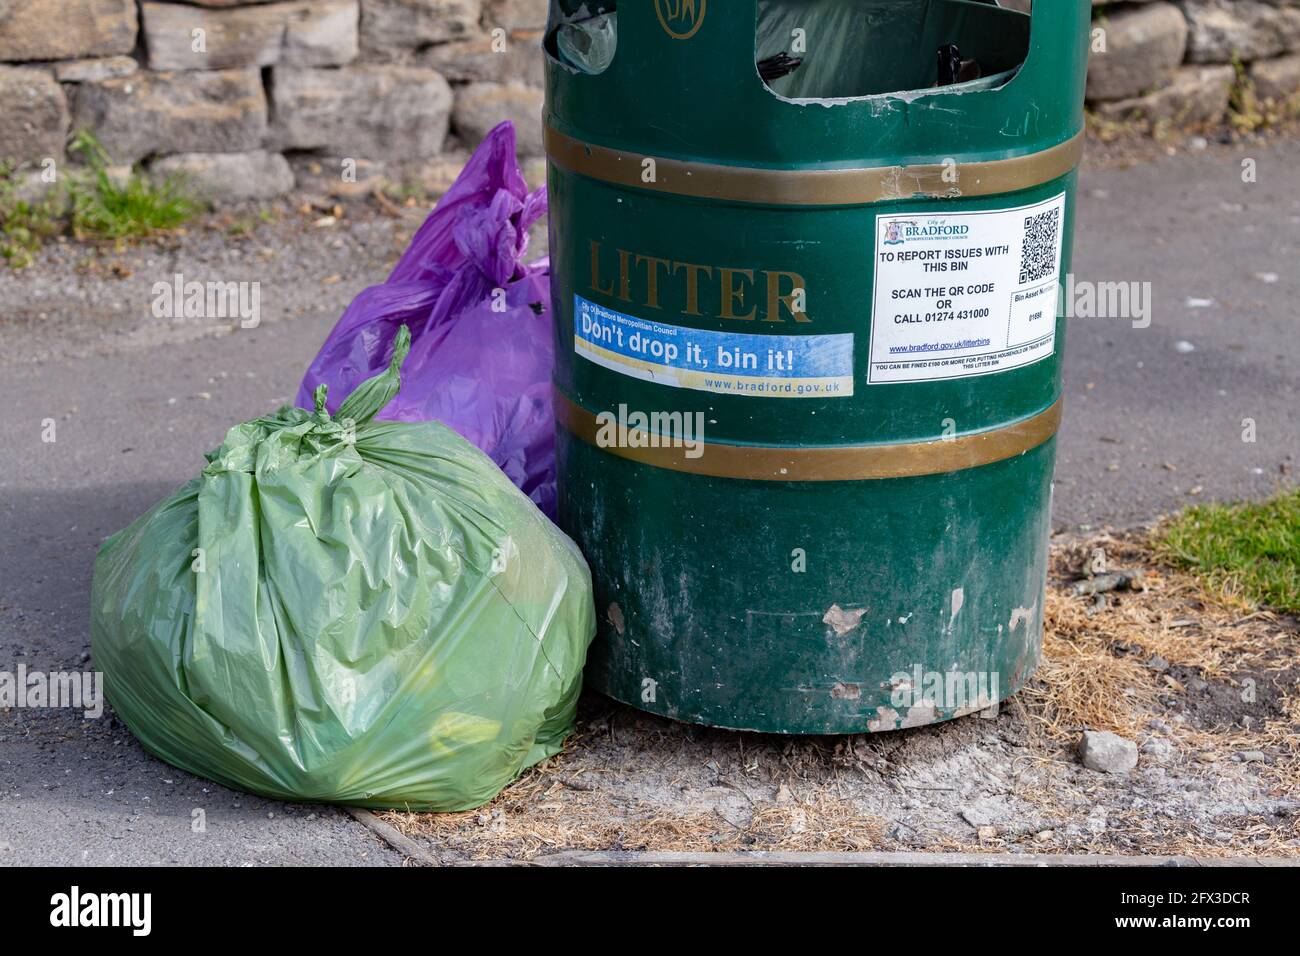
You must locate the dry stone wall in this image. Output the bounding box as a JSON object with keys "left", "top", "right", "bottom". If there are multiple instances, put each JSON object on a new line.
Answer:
{"left": 1088, "top": 1, "right": 1300, "bottom": 125}
{"left": 0, "top": 0, "right": 547, "bottom": 199}
{"left": 2, "top": 1, "right": 1298, "bottom": 201}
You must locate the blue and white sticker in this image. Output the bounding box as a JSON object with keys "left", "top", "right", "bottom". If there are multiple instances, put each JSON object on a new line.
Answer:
{"left": 574, "top": 295, "right": 854, "bottom": 398}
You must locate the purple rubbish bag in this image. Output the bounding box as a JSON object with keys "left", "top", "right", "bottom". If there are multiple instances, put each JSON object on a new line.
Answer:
{"left": 297, "top": 121, "right": 555, "bottom": 516}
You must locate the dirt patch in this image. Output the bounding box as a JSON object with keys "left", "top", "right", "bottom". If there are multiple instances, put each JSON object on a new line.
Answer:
{"left": 1084, "top": 110, "right": 1300, "bottom": 170}
{"left": 384, "top": 530, "right": 1300, "bottom": 862}
{"left": 1165, "top": 664, "right": 1297, "bottom": 732}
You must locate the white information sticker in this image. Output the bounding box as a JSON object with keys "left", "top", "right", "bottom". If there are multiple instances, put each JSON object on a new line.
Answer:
{"left": 868, "top": 193, "right": 1066, "bottom": 384}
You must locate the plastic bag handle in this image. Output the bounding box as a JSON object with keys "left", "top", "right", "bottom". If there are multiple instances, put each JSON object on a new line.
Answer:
{"left": 332, "top": 325, "right": 413, "bottom": 426}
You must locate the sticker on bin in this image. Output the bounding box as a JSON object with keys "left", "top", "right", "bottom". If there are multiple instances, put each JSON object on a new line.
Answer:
{"left": 868, "top": 193, "right": 1067, "bottom": 385}
{"left": 574, "top": 295, "right": 855, "bottom": 398}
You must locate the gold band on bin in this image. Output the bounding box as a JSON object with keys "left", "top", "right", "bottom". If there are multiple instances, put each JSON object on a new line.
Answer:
{"left": 544, "top": 126, "right": 1084, "bottom": 206}
{"left": 555, "top": 394, "right": 1063, "bottom": 482}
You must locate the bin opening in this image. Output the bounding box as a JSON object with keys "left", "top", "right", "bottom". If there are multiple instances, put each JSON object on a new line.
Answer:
{"left": 547, "top": 1, "right": 619, "bottom": 75}
{"left": 757, "top": 0, "right": 1031, "bottom": 101}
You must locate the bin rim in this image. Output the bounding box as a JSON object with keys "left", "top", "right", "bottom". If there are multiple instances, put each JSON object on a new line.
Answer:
{"left": 767, "top": 64, "right": 1022, "bottom": 107}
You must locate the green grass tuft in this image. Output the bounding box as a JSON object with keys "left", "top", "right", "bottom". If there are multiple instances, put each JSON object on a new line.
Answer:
{"left": 0, "top": 132, "right": 202, "bottom": 266}
{"left": 0, "top": 161, "right": 65, "bottom": 268}
{"left": 1156, "top": 489, "right": 1300, "bottom": 614}
{"left": 67, "top": 131, "right": 201, "bottom": 240}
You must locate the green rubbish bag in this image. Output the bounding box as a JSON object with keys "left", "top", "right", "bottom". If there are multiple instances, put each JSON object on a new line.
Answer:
{"left": 91, "top": 327, "right": 596, "bottom": 811}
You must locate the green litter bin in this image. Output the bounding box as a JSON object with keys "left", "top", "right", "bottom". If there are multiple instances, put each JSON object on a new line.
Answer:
{"left": 545, "top": 0, "right": 1090, "bottom": 733}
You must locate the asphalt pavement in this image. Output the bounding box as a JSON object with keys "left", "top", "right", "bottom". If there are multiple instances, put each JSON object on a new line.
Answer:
{"left": 0, "top": 137, "right": 1296, "bottom": 865}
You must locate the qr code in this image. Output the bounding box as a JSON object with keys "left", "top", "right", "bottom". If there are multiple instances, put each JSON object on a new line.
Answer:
{"left": 1019, "top": 207, "right": 1061, "bottom": 285}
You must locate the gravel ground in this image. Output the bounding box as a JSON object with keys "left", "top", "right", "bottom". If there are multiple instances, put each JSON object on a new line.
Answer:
{"left": 0, "top": 203, "right": 408, "bottom": 364}
{"left": 0, "top": 152, "right": 548, "bottom": 365}
{"left": 385, "top": 533, "right": 1299, "bottom": 862}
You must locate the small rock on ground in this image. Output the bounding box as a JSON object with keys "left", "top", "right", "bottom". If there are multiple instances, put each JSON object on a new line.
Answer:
{"left": 1078, "top": 729, "right": 1139, "bottom": 774}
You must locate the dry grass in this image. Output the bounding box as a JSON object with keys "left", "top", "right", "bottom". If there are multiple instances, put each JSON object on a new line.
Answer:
{"left": 1024, "top": 587, "right": 1162, "bottom": 740}
{"left": 386, "top": 530, "right": 1300, "bottom": 862}
{"left": 1026, "top": 533, "right": 1299, "bottom": 777}
{"left": 385, "top": 758, "right": 889, "bottom": 862}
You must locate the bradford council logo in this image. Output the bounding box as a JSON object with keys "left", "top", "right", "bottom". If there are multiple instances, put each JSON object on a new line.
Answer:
{"left": 883, "top": 221, "right": 914, "bottom": 245}
{"left": 655, "top": 0, "right": 707, "bottom": 40}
